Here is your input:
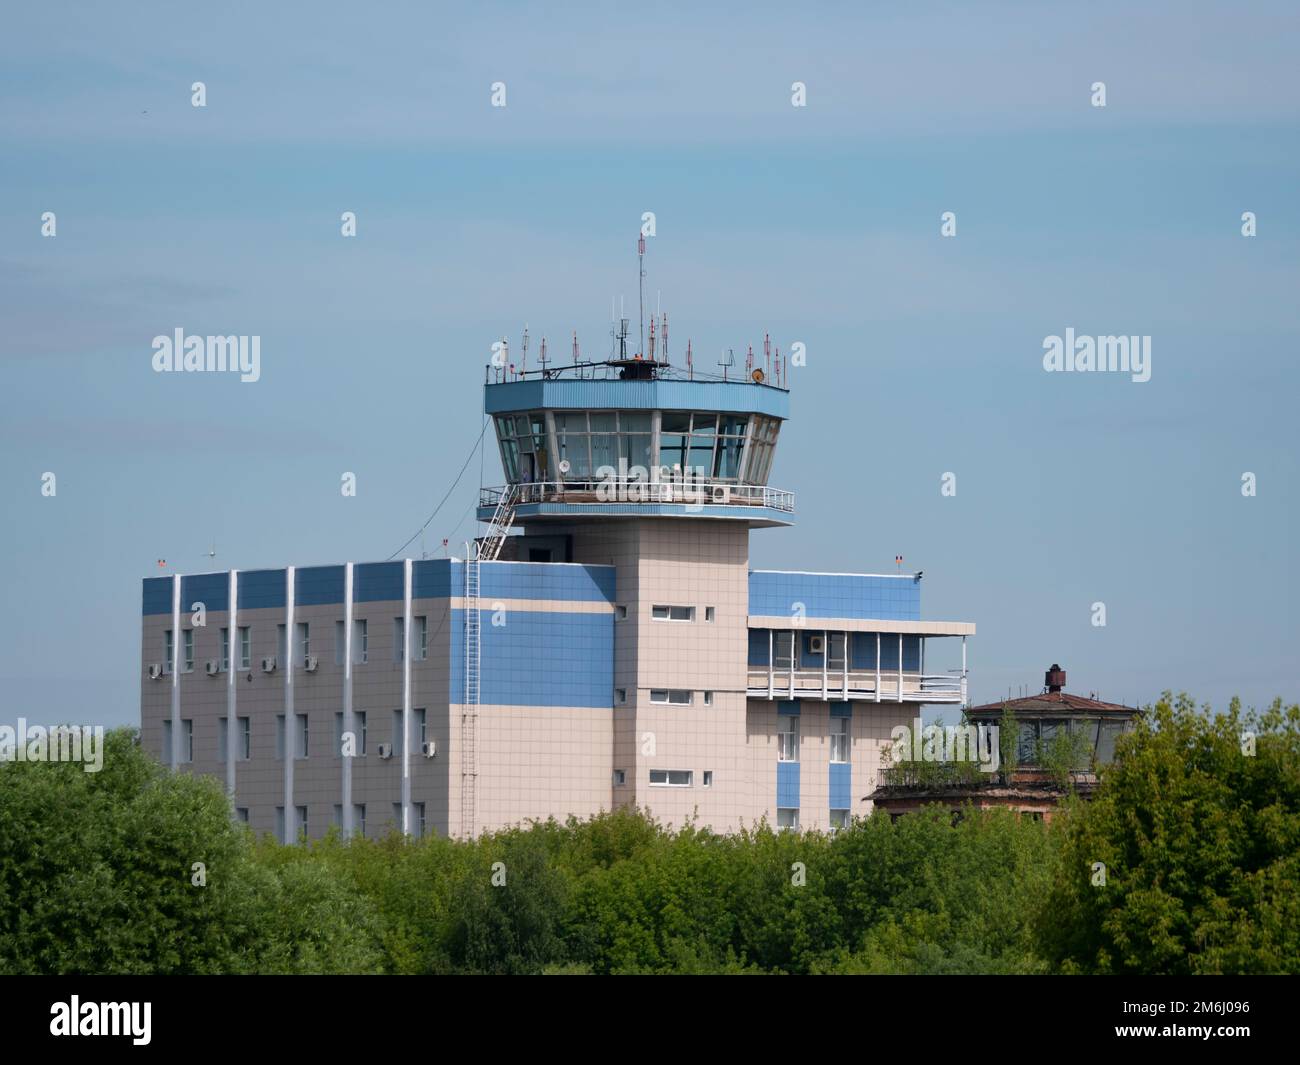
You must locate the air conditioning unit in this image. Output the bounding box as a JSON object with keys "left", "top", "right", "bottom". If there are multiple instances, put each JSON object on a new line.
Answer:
{"left": 147, "top": 663, "right": 163, "bottom": 680}
{"left": 421, "top": 741, "right": 437, "bottom": 758}
{"left": 261, "top": 656, "right": 277, "bottom": 673}
{"left": 809, "top": 635, "right": 825, "bottom": 654}
{"left": 205, "top": 660, "right": 220, "bottom": 676}
{"left": 377, "top": 743, "right": 393, "bottom": 760}
{"left": 711, "top": 484, "right": 731, "bottom": 504}
{"left": 303, "top": 655, "right": 319, "bottom": 673}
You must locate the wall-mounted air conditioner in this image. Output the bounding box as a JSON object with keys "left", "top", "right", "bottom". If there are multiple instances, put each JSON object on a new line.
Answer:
{"left": 711, "top": 484, "right": 731, "bottom": 504}
{"left": 147, "top": 663, "right": 163, "bottom": 680}
{"left": 303, "top": 655, "right": 319, "bottom": 673}
{"left": 809, "top": 635, "right": 825, "bottom": 654}
{"left": 261, "top": 656, "right": 277, "bottom": 673}
{"left": 377, "top": 743, "right": 393, "bottom": 760}
{"left": 205, "top": 660, "right": 221, "bottom": 676}
{"left": 421, "top": 741, "right": 437, "bottom": 758}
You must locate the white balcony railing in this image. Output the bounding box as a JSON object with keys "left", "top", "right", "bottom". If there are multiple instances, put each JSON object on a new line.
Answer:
{"left": 480, "top": 480, "right": 795, "bottom": 513}
{"left": 746, "top": 668, "right": 966, "bottom": 704}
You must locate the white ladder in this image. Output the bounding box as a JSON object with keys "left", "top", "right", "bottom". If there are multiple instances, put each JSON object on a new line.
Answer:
{"left": 478, "top": 484, "right": 518, "bottom": 561}
{"left": 461, "top": 549, "right": 481, "bottom": 838}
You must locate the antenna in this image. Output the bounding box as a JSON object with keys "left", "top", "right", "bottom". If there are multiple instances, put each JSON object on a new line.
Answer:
{"left": 718, "top": 348, "right": 734, "bottom": 382}
{"left": 746, "top": 344, "right": 754, "bottom": 376}
{"left": 539, "top": 335, "right": 548, "bottom": 375}
{"left": 647, "top": 318, "right": 656, "bottom": 360}
{"left": 686, "top": 339, "right": 693, "bottom": 380}
{"left": 764, "top": 332, "right": 771, "bottom": 377}
{"left": 572, "top": 330, "right": 580, "bottom": 365}
{"left": 637, "top": 232, "right": 646, "bottom": 357}
{"left": 662, "top": 313, "right": 669, "bottom": 364}
{"left": 521, "top": 325, "right": 529, "bottom": 375}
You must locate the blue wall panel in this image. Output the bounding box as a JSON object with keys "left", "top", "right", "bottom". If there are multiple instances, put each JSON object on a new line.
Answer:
{"left": 354, "top": 561, "right": 405, "bottom": 603}
{"left": 748, "top": 629, "right": 770, "bottom": 666}
{"left": 485, "top": 378, "right": 790, "bottom": 419}
{"left": 776, "top": 761, "right": 801, "bottom": 808}
{"left": 749, "top": 571, "right": 920, "bottom": 621}
{"left": 414, "top": 559, "right": 454, "bottom": 601}
{"left": 239, "top": 569, "right": 287, "bottom": 611}
{"left": 480, "top": 562, "right": 614, "bottom": 604}
{"left": 829, "top": 763, "right": 852, "bottom": 810}
{"left": 142, "top": 577, "right": 173, "bottom": 616}
{"left": 449, "top": 609, "right": 613, "bottom": 708}
{"left": 295, "top": 565, "right": 345, "bottom": 607}
{"left": 180, "top": 573, "right": 228, "bottom": 614}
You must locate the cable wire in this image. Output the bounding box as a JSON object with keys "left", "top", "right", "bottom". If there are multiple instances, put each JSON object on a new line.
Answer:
{"left": 385, "top": 417, "right": 491, "bottom": 560}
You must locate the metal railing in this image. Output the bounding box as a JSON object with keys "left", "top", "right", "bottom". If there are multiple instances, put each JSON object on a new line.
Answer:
{"left": 480, "top": 479, "right": 795, "bottom": 513}
{"left": 746, "top": 669, "right": 965, "bottom": 703}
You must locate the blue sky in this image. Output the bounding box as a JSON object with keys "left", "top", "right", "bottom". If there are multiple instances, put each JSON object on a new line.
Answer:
{"left": 2, "top": 1, "right": 1297, "bottom": 727}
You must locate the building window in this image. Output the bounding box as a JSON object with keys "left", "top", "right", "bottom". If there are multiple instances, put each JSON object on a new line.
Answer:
{"left": 415, "top": 708, "right": 427, "bottom": 747}
{"left": 394, "top": 617, "right": 405, "bottom": 662}
{"left": 296, "top": 622, "right": 309, "bottom": 666}
{"left": 616, "top": 604, "right": 628, "bottom": 620}
{"left": 238, "top": 716, "right": 251, "bottom": 760}
{"left": 182, "top": 629, "right": 195, "bottom": 673}
{"left": 275, "top": 715, "right": 285, "bottom": 760}
{"left": 705, "top": 606, "right": 716, "bottom": 622}
{"left": 828, "top": 633, "right": 846, "bottom": 672}
{"left": 778, "top": 716, "right": 800, "bottom": 762}
{"left": 613, "top": 769, "right": 626, "bottom": 786}
{"left": 353, "top": 619, "right": 368, "bottom": 664}
{"left": 649, "top": 769, "right": 693, "bottom": 787}
{"left": 616, "top": 688, "right": 627, "bottom": 704}
{"left": 296, "top": 805, "right": 308, "bottom": 840}
{"left": 275, "top": 807, "right": 285, "bottom": 841}
{"left": 414, "top": 802, "right": 426, "bottom": 838}
{"left": 219, "top": 628, "right": 230, "bottom": 672}
{"left": 180, "top": 719, "right": 193, "bottom": 763}
{"left": 162, "top": 720, "right": 172, "bottom": 764}
{"left": 238, "top": 626, "right": 251, "bottom": 670}
{"left": 773, "top": 631, "right": 796, "bottom": 670}
{"left": 703, "top": 771, "right": 713, "bottom": 787}
{"left": 830, "top": 717, "right": 849, "bottom": 763}
{"left": 336, "top": 711, "right": 367, "bottom": 756}
{"left": 235, "top": 807, "right": 249, "bottom": 824}
{"left": 295, "top": 713, "right": 308, "bottom": 758}
{"left": 414, "top": 616, "right": 427, "bottom": 661}
{"left": 649, "top": 690, "right": 692, "bottom": 705}
{"left": 276, "top": 624, "right": 286, "bottom": 667}
{"left": 163, "top": 629, "right": 174, "bottom": 673}
{"left": 829, "top": 809, "right": 850, "bottom": 831}
{"left": 335, "top": 620, "right": 346, "bottom": 665}
{"left": 777, "top": 807, "right": 800, "bottom": 831}
{"left": 703, "top": 691, "right": 714, "bottom": 706}
{"left": 651, "top": 605, "right": 694, "bottom": 622}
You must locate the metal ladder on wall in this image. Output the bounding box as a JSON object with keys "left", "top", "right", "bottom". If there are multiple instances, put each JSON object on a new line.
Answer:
{"left": 477, "top": 483, "right": 518, "bottom": 561}
{"left": 461, "top": 548, "right": 480, "bottom": 838}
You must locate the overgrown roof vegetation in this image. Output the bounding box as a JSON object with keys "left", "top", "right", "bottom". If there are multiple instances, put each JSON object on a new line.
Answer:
{"left": 1, "top": 693, "right": 1296, "bottom": 975}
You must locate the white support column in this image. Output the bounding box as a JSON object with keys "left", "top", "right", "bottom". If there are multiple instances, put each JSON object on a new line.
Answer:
{"left": 821, "top": 629, "right": 828, "bottom": 700}
{"left": 766, "top": 628, "right": 774, "bottom": 698}
{"left": 401, "top": 559, "right": 413, "bottom": 835}
{"left": 284, "top": 566, "right": 295, "bottom": 843}
{"left": 842, "top": 631, "right": 848, "bottom": 701}
{"left": 170, "top": 574, "right": 182, "bottom": 769}
{"left": 897, "top": 633, "right": 903, "bottom": 703}
{"left": 961, "top": 635, "right": 968, "bottom": 706}
{"left": 875, "top": 633, "right": 881, "bottom": 704}
{"left": 342, "top": 563, "right": 354, "bottom": 838}
{"left": 920, "top": 636, "right": 925, "bottom": 686}
{"left": 226, "top": 570, "right": 238, "bottom": 797}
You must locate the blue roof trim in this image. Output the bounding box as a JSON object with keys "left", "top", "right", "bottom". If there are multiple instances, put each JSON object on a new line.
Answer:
{"left": 479, "top": 502, "right": 794, "bottom": 526}
{"left": 484, "top": 379, "right": 790, "bottom": 419}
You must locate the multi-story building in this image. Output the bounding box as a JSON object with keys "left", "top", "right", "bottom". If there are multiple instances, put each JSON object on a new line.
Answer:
{"left": 140, "top": 351, "right": 975, "bottom": 840}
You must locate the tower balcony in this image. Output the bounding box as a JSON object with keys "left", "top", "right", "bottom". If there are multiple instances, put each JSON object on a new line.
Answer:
{"left": 478, "top": 477, "right": 795, "bottom": 526}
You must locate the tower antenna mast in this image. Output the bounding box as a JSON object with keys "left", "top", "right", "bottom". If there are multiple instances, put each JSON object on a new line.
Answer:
{"left": 638, "top": 232, "right": 646, "bottom": 357}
